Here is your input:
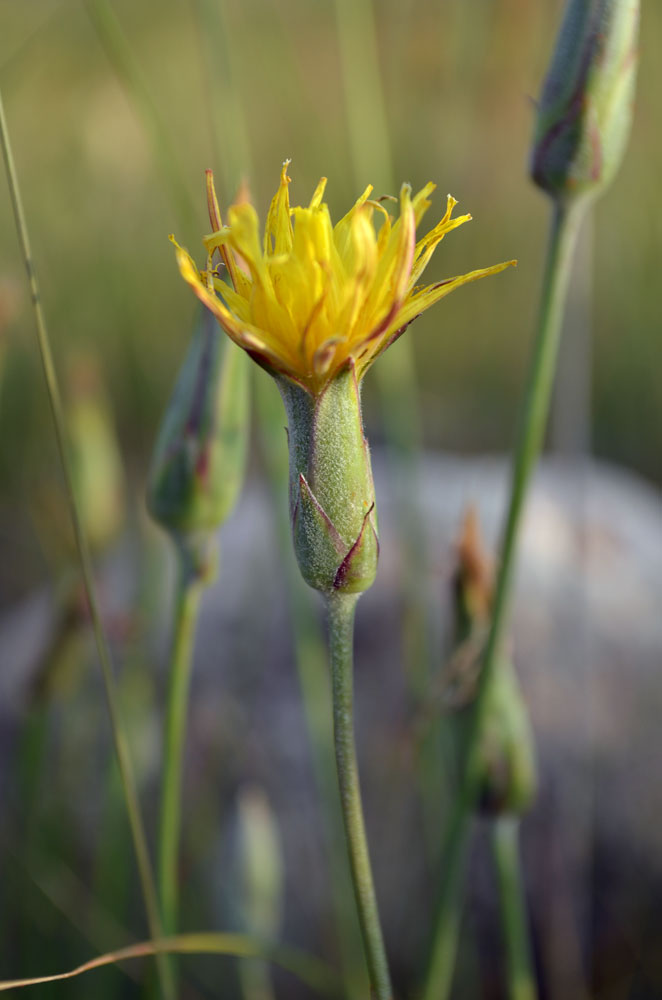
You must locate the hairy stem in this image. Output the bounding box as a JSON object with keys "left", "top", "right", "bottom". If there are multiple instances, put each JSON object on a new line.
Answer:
{"left": 326, "top": 592, "right": 392, "bottom": 1000}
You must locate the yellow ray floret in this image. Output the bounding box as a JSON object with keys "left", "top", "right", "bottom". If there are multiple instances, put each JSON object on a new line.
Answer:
{"left": 172, "top": 161, "right": 515, "bottom": 394}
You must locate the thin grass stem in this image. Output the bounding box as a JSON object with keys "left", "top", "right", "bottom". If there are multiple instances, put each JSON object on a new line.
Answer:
{"left": 158, "top": 552, "right": 205, "bottom": 935}
{"left": 422, "top": 197, "right": 584, "bottom": 1000}
{"left": 192, "top": 0, "right": 252, "bottom": 201}
{"left": 421, "top": 796, "right": 472, "bottom": 1000}
{"left": 493, "top": 817, "right": 537, "bottom": 1000}
{"left": 0, "top": 931, "right": 341, "bottom": 997}
{"left": 0, "top": 87, "right": 173, "bottom": 1000}
{"left": 326, "top": 592, "right": 392, "bottom": 1000}
{"left": 456, "top": 199, "right": 584, "bottom": 813}
{"left": 84, "top": 0, "right": 196, "bottom": 230}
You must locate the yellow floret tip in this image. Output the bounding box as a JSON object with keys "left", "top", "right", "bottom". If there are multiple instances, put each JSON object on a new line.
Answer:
{"left": 173, "top": 165, "right": 515, "bottom": 394}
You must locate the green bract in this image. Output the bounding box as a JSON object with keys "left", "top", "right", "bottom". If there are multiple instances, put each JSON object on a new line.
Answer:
{"left": 147, "top": 310, "right": 249, "bottom": 552}
{"left": 277, "top": 362, "right": 379, "bottom": 595}
{"left": 531, "top": 0, "right": 639, "bottom": 203}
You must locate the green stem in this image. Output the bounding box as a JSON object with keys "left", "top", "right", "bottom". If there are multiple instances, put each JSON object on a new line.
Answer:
{"left": 326, "top": 592, "right": 392, "bottom": 1000}
{"left": 255, "top": 372, "right": 367, "bottom": 998}
{"left": 84, "top": 0, "right": 196, "bottom": 230}
{"left": 0, "top": 88, "right": 173, "bottom": 1000}
{"left": 421, "top": 797, "right": 472, "bottom": 1000}
{"left": 158, "top": 549, "right": 205, "bottom": 935}
{"left": 422, "top": 197, "right": 584, "bottom": 1000}
{"left": 459, "top": 198, "right": 584, "bottom": 814}
{"left": 493, "top": 818, "right": 537, "bottom": 1000}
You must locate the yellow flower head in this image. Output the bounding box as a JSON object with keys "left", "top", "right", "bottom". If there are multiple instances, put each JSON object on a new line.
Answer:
{"left": 172, "top": 162, "right": 515, "bottom": 395}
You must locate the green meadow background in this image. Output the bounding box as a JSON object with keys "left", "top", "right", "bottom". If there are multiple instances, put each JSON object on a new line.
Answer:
{"left": 0, "top": 0, "right": 658, "bottom": 605}
{"left": 1, "top": 3, "right": 660, "bottom": 998}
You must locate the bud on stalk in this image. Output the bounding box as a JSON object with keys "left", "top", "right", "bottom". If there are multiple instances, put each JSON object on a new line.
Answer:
{"left": 147, "top": 308, "right": 249, "bottom": 576}
{"left": 531, "top": 0, "right": 639, "bottom": 203}
{"left": 473, "top": 656, "right": 537, "bottom": 817}
{"left": 451, "top": 509, "right": 537, "bottom": 817}
{"left": 276, "top": 361, "right": 379, "bottom": 595}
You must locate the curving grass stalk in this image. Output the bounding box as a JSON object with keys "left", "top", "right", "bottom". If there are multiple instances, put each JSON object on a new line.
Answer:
{"left": 0, "top": 932, "right": 340, "bottom": 997}
{"left": 0, "top": 87, "right": 173, "bottom": 1000}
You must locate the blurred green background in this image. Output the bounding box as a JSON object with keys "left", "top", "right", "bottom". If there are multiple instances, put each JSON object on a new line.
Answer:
{"left": 0, "top": 0, "right": 659, "bottom": 605}
{"left": 1, "top": 4, "right": 660, "bottom": 998}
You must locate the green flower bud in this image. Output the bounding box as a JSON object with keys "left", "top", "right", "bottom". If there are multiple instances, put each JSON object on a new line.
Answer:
{"left": 449, "top": 509, "right": 537, "bottom": 816}
{"left": 147, "top": 308, "right": 249, "bottom": 549}
{"left": 531, "top": 0, "right": 639, "bottom": 203}
{"left": 474, "top": 657, "right": 538, "bottom": 817}
{"left": 276, "top": 361, "right": 379, "bottom": 595}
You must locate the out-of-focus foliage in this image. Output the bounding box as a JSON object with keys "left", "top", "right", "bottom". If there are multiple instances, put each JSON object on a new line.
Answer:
{"left": 0, "top": 0, "right": 657, "bottom": 604}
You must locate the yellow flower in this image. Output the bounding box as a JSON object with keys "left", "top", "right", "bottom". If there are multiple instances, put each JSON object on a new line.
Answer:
{"left": 172, "top": 162, "right": 515, "bottom": 395}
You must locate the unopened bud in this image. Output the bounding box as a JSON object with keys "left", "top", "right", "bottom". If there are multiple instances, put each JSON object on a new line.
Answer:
{"left": 531, "top": 0, "right": 639, "bottom": 203}
{"left": 450, "top": 509, "right": 537, "bottom": 816}
{"left": 475, "top": 657, "right": 537, "bottom": 816}
{"left": 147, "top": 308, "right": 249, "bottom": 550}
{"left": 277, "top": 362, "right": 379, "bottom": 595}
{"left": 453, "top": 504, "right": 493, "bottom": 643}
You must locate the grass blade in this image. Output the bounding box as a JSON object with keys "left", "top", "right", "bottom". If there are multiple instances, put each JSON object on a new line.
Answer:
{"left": 0, "top": 932, "right": 341, "bottom": 997}
{"left": 0, "top": 86, "right": 173, "bottom": 1000}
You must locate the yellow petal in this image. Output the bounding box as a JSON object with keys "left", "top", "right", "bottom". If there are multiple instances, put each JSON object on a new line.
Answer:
{"left": 226, "top": 202, "right": 272, "bottom": 292}
{"left": 411, "top": 181, "right": 437, "bottom": 226}
{"left": 393, "top": 259, "right": 517, "bottom": 332}
{"left": 410, "top": 194, "right": 472, "bottom": 288}
{"left": 333, "top": 184, "right": 374, "bottom": 265}
{"left": 173, "top": 166, "right": 516, "bottom": 395}
{"left": 171, "top": 236, "right": 262, "bottom": 346}
{"left": 355, "top": 183, "right": 415, "bottom": 343}
{"left": 309, "top": 177, "right": 328, "bottom": 209}
{"left": 264, "top": 159, "right": 293, "bottom": 256}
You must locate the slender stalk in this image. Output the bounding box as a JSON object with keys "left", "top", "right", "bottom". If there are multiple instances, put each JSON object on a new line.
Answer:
{"left": 255, "top": 373, "right": 368, "bottom": 999}
{"left": 0, "top": 932, "right": 341, "bottom": 998}
{"left": 0, "top": 88, "right": 173, "bottom": 1000}
{"left": 458, "top": 198, "right": 585, "bottom": 815}
{"left": 326, "top": 592, "right": 392, "bottom": 1000}
{"left": 493, "top": 818, "right": 537, "bottom": 1000}
{"left": 422, "top": 197, "right": 584, "bottom": 1000}
{"left": 84, "top": 0, "right": 195, "bottom": 230}
{"left": 421, "top": 797, "right": 472, "bottom": 1000}
{"left": 192, "top": 0, "right": 252, "bottom": 202}
{"left": 158, "top": 549, "right": 205, "bottom": 934}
